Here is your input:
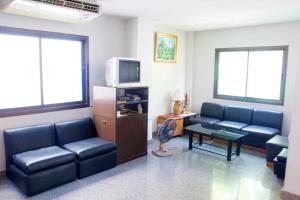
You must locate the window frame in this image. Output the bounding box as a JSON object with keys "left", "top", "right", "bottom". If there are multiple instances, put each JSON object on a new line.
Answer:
{"left": 214, "top": 46, "right": 288, "bottom": 106}
{"left": 0, "top": 26, "right": 89, "bottom": 117}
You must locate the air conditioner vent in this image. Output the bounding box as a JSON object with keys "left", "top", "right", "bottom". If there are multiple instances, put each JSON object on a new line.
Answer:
{"left": 0, "top": 0, "right": 102, "bottom": 23}
{"left": 32, "top": 0, "right": 100, "bottom": 13}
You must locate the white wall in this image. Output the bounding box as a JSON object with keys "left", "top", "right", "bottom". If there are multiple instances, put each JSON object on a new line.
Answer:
{"left": 282, "top": 65, "right": 300, "bottom": 196}
{"left": 123, "top": 18, "right": 154, "bottom": 140}
{"left": 124, "top": 19, "right": 188, "bottom": 134}
{"left": 0, "top": 13, "right": 126, "bottom": 171}
{"left": 190, "top": 21, "right": 300, "bottom": 136}
{"left": 136, "top": 19, "right": 155, "bottom": 140}
{"left": 124, "top": 18, "right": 138, "bottom": 58}
{"left": 185, "top": 32, "right": 195, "bottom": 111}
{"left": 151, "top": 26, "right": 187, "bottom": 131}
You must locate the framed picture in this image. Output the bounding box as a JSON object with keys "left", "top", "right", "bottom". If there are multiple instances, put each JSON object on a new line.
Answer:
{"left": 154, "top": 32, "right": 178, "bottom": 63}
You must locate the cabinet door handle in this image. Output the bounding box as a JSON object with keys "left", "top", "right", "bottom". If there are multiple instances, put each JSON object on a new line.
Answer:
{"left": 101, "top": 120, "right": 107, "bottom": 124}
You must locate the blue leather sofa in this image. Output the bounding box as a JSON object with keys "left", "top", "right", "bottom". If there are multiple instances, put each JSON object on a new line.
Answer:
{"left": 190, "top": 102, "right": 283, "bottom": 149}
{"left": 189, "top": 102, "right": 224, "bottom": 127}
{"left": 55, "top": 118, "right": 117, "bottom": 179}
{"left": 4, "top": 118, "right": 117, "bottom": 196}
{"left": 215, "top": 106, "right": 253, "bottom": 132}
{"left": 4, "top": 124, "right": 77, "bottom": 196}
{"left": 243, "top": 110, "right": 283, "bottom": 148}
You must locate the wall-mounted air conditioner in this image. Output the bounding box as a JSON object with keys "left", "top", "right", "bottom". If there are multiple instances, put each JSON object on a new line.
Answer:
{"left": 0, "top": 0, "right": 102, "bottom": 24}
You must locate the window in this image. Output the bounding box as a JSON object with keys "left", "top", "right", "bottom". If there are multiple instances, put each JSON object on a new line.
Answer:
{"left": 0, "top": 27, "right": 89, "bottom": 117}
{"left": 214, "top": 46, "right": 288, "bottom": 105}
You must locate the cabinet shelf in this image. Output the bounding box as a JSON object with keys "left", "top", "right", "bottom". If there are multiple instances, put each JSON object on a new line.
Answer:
{"left": 117, "top": 99, "right": 148, "bottom": 105}
{"left": 117, "top": 113, "right": 147, "bottom": 118}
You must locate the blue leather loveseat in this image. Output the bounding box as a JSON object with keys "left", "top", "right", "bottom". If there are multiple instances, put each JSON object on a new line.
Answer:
{"left": 4, "top": 124, "right": 77, "bottom": 196}
{"left": 55, "top": 118, "right": 117, "bottom": 179}
{"left": 190, "top": 102, "right": 283, "bottom": 149}
{"left": 4, "top": 118, "right": 116, "bottom": 196}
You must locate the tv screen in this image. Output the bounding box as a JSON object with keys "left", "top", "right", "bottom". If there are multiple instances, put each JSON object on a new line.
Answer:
{"left": 119, "top": 60, "right": 140, "bottom": 83}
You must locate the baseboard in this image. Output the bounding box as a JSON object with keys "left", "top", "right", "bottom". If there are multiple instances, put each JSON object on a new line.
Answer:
{"left": 242, "top": 144, "right": 266, "bottom": 154}
{"left": 281, "top": 190, "right": 300, "bottom": 200}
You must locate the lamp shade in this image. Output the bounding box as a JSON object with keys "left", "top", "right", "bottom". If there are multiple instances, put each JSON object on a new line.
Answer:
{"left": 173, "top": 90, "right": 184, "bottom": 101}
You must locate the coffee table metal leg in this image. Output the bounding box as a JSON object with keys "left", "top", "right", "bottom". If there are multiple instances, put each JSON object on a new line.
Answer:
{"left": 227, "top": 141, "right": 233, "bottom": 161}
{"left": 189, "top": 131, "right": 193, "bottom": 150}
{"left": 236, "top": 140, "right": 242, "bottom": 156}
{"left": 199, "top": 134, "right": 203, "bottom": 145}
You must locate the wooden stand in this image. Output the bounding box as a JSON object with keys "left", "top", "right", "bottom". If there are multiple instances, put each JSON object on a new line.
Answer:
{"left": 93, "top": 86, "right": 148, "bottom": 164}
{"left": 157, "top": 112, "right": 197, "bottom": 136}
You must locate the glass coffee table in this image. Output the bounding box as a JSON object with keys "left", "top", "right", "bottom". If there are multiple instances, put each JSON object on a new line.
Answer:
{"left": 184, "top": 123, "right": 248, "bottom": 161}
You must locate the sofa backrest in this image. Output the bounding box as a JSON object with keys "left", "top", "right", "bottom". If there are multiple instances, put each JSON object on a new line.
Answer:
{"left": 200, "top": 102, "right": 224, "bottom": 120}
{"left": 4, "top": 124, "right": 56, "bottom": 167}
{"left": 55, "top": 118, "right": 97, "bottom": 146}
{"left": 252, "top": 110, "right": 283, "bottom": 130}
{"left": 224, "top": 106, "right": 253, "bottom": 124}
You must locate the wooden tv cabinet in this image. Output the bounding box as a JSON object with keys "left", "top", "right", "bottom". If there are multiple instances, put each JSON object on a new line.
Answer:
{"left": 93, "top": 86, "right": 148, "bottom": 164}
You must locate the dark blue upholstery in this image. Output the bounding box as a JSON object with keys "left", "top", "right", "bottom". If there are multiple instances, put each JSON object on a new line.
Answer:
{"left": 274, "top": 148, "right": 288, "bottom": 179}
{"left": 4, "top": 124, "right": 76, "bottom": 196}
{"left": 277, "top": 148, "right": 288, "bottom": 162}
{"left": 12, "top": 146, "right": 75, "bottom": 174}
{"left": 242, "top": 109, "right": 283, "bottom": 149}
{"left": 242, "top": 125, "right": 280, "bottom": 148}
{"left": 214, "top": 106, "right": 253, "bottom": 133}
{"left": 4, "top": 124, "right": 56, "bottom": 169}
{"left": 55, "top": 118, "right": 117, "bottom": 179}
{"left": 8, "top": 162, "right": 76, "bottom": 196}
{"left": 252, "top": 110, "right": 283, "bottom": 130}
{"left": 224, "top": 106, "right": 253, "bottom": 124}
{"left": 200, "top": 102, "right": 224, "bottom": 120}
{"left": 266, "top": 135, "right": 288, "bottom": 162}
{"left": 63, "top": 138, "right": 116, "bottom": 161}
{"left": 189, "top": 102, "right": 223, "bottom": 126}
{"left": 55, "top": 118, "right": 97, "bottom": 146}
{"left": 243, "top": 125, "right": 279, "bottom": 136}
{"left": 190, "top": 103, "right": 284, "bottom": 149}
{"left": 189, "top": 116, "right": 220, "bottom": 125}
{"left": 215, "top": 121, "right": 248, "bottom": 130}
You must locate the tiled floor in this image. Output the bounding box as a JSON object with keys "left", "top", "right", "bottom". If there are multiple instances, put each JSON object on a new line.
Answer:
{"left": 0, "top": 136, "right": 283, "bottom": 200}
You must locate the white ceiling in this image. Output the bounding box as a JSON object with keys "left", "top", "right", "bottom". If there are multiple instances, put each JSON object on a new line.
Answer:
{"left": 101, "top": 0, "right": 300, "bottom": 31}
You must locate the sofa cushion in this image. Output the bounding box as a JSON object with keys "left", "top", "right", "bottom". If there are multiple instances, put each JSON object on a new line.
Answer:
{"left": 277, "top": 148, "right": 288, "bottom": 163}
{"left": 55, "top": 118, "right": 97, "bottom": 146}
{"left": 189, "top": 116, "right": 220, "bottom": 125}
{"left": 252, "top": 110, "right": 283, "bottom": 130}
{"left": 12, "top": 146, "right": 75, "bottom": 174}
{"left": 215, "top": 120, "right": 248, "bottom": 130}
{"left": 242, "top": 125, "right": 279, "bottom": 136}
{"left": 200, "top": 102, "right": 224, "bottom": 120}
{"left": 4, "top": 124, "right": 56, "bottom": 168}
{"left": 224, "top": 106, "right": 253, "bottom": 124}
{"left": 63, "top": 138, "right": 116, "bottom": 161}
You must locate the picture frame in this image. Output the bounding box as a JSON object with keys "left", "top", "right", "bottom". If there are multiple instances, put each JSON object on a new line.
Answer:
{"left": 154, "top": 32, "right": 178, "bottom": 63}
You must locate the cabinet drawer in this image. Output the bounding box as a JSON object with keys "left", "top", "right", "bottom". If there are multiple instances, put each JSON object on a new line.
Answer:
{"left": 94, "top": 115, "right": 116, "bottom": 142}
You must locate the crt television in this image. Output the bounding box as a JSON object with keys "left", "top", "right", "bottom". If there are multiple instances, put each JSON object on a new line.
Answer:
{"left": 105, "top": 57, "right": 141, "bottom": 87}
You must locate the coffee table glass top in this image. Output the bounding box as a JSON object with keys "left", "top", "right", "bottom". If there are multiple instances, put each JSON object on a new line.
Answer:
{"left": 184, "top": 123, "right": 246, "bottom": 141}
